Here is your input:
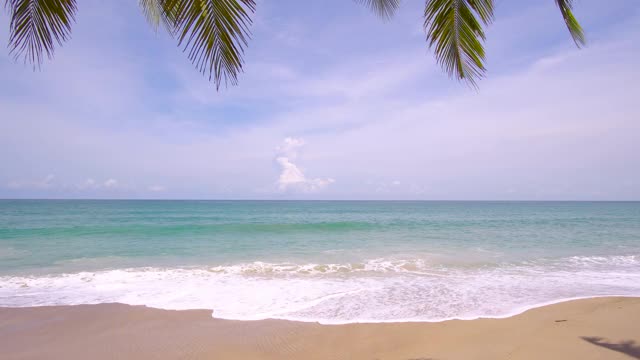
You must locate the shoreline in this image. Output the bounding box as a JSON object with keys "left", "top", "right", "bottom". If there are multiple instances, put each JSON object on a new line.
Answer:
{"left": 211, "top": 294, "right": 640, "bottom": 324}
{"left": 2, "top": 297, "right": 639, "bottom": 359}
{"left": 3, "top": 293, "right": 639, "bottom": 325}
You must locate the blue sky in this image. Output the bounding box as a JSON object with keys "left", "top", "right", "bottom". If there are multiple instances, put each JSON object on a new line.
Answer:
{"left": 1, "top": 0, "right": 639, "bottom": 200}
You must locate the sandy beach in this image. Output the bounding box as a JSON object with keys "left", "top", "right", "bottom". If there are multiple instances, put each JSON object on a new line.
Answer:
{"left": 0, "top": 297, "right": 638, "bottom": 359}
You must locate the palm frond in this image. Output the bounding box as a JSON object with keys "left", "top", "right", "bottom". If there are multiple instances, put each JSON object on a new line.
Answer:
{"left": 354, "top": 0, "right": 401, "bottom": 19}
{"left": 5, "top": 0, "right": 77, "bottom": 67}
{"left": 160, "top": 0, "right": 255, "bottom": 90}
{"left": 139, "top": 0, "right": 166, "bottom": 31}
{"left": 555, "top": 0, "right": 585, "bottom": 47}
{"left": 424, "top": 0, "right": 494, "bottom": 87}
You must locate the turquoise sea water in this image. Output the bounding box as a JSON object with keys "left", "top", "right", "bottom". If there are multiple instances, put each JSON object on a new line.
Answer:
{"left": 1, "top": 200, "right": 639, "bottom": 323}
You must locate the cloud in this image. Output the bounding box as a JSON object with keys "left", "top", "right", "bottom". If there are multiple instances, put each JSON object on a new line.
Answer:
{"left": 74, "top": 178, "right": 124, "bottom": 191}
{"left": 4, "top": 175, "right": 170, "bottom": 196}
{"left": 276, "top": 157, "right": 334, "bottom": 192}
{"left": 275, "top": 138, "right": 334, "bottom": 192}
{"left": 76, "top": 178, "right": 97, "bottom": 190}
{"left": 148, "top": 185, "right": 166, "bottom": 192}
{"left": 5, "top": 176, "right": 127, "bottom": 193}
{"left": 6, "top": 174, "right": 55, "bottom": 189}
{"left": 103, "top": 179, "right": 118, "bottom": 188}
{"left": 276, "top": 137, "right": 306, "bottom": 159}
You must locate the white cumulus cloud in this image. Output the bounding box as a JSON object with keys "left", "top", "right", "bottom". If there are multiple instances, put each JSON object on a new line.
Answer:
{"left": 276, "top": 137, "right": 305, "bottom": 159}
{"left": 275, "top": 137, "right": 334, "bottom": 192}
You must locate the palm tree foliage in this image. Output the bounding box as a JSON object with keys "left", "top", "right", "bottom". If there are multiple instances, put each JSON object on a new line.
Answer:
{"left": 5, "top": 0, "right": 77, "bottom": 67}
{"left": 555, "top": 0, "right": 585, "bottom": 47}
{"left": 3, "top": 0, "right": 585, "bottom": 88}
{"left": 424, "top": 0, "right": 494, "bottom": 87}
{"left": 159, "top": 0, "right": 256, "bottom": 89}
{"left": 355, "top": 0, "right": 401, "bottom": 19}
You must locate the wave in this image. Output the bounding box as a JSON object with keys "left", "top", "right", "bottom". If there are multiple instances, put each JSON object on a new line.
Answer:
{"left": 206, "top": 258, "right": 446, "bottom": 276}
{"left": 1, "top": 254, "right": 639, "bottom": 324}
{"left": 207, "top": 255, "right": 640, "bottom": 275}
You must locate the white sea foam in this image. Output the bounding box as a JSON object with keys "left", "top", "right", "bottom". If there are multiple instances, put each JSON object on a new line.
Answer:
{"left": 206, "top": 258, "right": 442, "bottom": 276}
{"left": 1, "top": 255, "right": 639, "bottom": 324}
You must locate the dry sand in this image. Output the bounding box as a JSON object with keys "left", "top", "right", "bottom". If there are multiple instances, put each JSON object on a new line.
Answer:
{"left": 1, "top": 297, "right": 639, "bottom": 359}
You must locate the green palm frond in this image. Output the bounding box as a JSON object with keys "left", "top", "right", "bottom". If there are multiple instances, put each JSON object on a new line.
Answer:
{"left": 355, "top": 0, "right": 401, "bottom": 19}
{"left": 160, "top": 0, "right": 256, "bottom": 90}
{"left": 4, "top": 0, "right": 587, "bottom": 90}
{"left": 424, "top": 0, "right": 494, "bottom": 87}
{"left": 555, "top": 0, "right": 585, "bottom": 47}
{"left": 5, "top": 0, "right": 77, "bottom": 67}
{"left": 139, "top": 0, "right": 167, "bottom": 31}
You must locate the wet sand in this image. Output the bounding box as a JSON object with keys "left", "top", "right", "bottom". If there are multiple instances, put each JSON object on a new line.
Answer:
{"left": 1, "top": 297, "right": 639, "bottom": 359}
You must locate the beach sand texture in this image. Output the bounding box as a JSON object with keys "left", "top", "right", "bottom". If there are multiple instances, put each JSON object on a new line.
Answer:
{"left": 1, "top": 297, "right": 638, "bottom": 359}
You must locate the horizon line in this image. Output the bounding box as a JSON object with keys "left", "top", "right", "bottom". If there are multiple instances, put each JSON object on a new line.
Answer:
{"left": 1, "top": 198, "right": 639, "bottom": 202}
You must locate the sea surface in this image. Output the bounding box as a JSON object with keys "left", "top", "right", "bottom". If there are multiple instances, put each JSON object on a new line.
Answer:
{"left": 1, "top": 200, "right": 639, "bottom": 323}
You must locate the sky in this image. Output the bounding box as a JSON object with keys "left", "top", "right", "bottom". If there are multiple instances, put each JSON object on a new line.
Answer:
{"left": 0, "top": 0, "right": 639, "bottom": 200}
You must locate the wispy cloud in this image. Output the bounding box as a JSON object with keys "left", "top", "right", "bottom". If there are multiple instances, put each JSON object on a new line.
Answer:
{"left": 6, "top": 174, "right": 55, "bottom": 190}
{"left": 148, "top": 185, "right": 167, "bottom": 192}
{"left": 103, "top": 179, "right": 118, "bottom": 189}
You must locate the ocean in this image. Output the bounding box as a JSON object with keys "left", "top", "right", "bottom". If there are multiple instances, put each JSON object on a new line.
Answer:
{"left": 1, "top": 200, "right": 639, "bottom": 324}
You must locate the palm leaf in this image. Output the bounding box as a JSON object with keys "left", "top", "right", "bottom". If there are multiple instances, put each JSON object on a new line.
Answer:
{"left": 354, "top": 0, "right": 401, "bottom": 19}
{"left": 139, "top": 0, "right": 167, "bottom": 31}
{"left": 160, "top": 0, "right": 255, "bottom": 90}
{"left": 5, "top": 0, "right": 77, "bottom": 67}
{"left": 424, "top": 0, "right": 494, "bottom": 87}
{"left": 555, "top": 0, "right": 585, "bottom": 47}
